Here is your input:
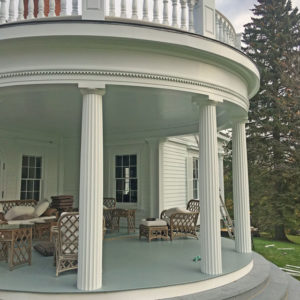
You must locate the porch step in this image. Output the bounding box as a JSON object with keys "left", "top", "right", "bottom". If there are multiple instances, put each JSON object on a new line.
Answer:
{"left": 166, "top": 252, "right": 297, "bottom": 300}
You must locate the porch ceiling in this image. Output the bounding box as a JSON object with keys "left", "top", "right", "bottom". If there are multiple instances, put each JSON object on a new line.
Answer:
{"left": 0, "top": 84, "right": 242, "bottom": 139}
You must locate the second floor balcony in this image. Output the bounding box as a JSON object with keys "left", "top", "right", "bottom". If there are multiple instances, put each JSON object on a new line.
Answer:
{"left": 0, "top": 0, "right": 241, "bottom": 49}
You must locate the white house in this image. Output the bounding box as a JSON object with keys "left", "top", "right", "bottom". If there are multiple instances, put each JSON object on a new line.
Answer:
{"left": 0, "top": 0, "right": 274, "bottom": 298}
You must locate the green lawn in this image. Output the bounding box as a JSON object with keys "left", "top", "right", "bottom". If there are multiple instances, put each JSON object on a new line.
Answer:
{"left": 253, "top": 235, "right": 300, "bottom": 281}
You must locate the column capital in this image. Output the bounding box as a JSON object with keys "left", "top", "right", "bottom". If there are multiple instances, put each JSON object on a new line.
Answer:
{"left": 192, "top": 95, "right": 223, "bottom": 109}
{"left": 78, "top": 83, "right": 106, "bottom": 96}
{"left": 80, "top": 88, "right": 106, "bottom": 97}
{"left": 231, "top": 117, "right": 248, "bottom": 126}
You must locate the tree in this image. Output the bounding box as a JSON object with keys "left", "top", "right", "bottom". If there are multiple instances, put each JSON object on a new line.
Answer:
{"left": 242, "top": 0, "right": 300, "bottom": 240}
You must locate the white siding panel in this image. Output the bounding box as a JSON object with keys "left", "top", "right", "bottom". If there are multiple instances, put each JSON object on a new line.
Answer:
{"left": 161, "top": 141, "right": 188, "bottom": 210}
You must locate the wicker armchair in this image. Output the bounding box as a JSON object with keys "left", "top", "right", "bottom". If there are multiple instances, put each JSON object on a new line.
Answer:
{"left": 103, "top": 197, "right": 116, "bottom": 230}
{"left": 160, "top": 210, "right": 199, "bottom": 240}
{"left": 53, "top": 212, "right": 79, "bottom": 276}
{"left": 187, "top": 199, "right": 200, "bottom": 213}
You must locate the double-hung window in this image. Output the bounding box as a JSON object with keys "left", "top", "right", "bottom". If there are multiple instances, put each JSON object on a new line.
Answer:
{"left": 192, "top": 157, "right": 199, "bottom": 199}
{"left": 115, "top": 154, "right": 137, "bottom": 203}
{"left": 20, "top": 155, "right": 42, "bottom": 201}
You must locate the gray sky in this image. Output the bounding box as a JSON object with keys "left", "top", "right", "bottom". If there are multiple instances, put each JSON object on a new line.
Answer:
{"left": 216, "top": 0, "right": 300, "bottom": 33}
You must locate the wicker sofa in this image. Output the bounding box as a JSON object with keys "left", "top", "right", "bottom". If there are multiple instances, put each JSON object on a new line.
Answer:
{"left": 160, "top": 199, "right": 200, "bottom": 240}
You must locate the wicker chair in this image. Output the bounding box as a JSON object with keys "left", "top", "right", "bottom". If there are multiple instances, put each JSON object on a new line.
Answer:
{"left": 103, "top": 198, "right": 116, "bottom": 230}
{"left": 187, "top": 199, "right": 200, "bottom": 213}
{"left": 160, "top": 209, "right": 199, "bottom": 240}
{"left": 53, "top": 212, "right": 79, "bottom": 276}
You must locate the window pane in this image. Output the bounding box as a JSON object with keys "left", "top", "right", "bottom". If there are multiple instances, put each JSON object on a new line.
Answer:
{"left": 116, "top": 179, "right": 124, "bottom": 191}
{"left": 130, "top": 167, "right": 136, "bottom": 177}
{"left": 130, "top": 155, "right": 136, "bottom": 165}
{"left": 22, "top": 167, "right": 28, "bottom": 179}
{"left": 116, "top": 191, "right": 123, "bottom": 202}
{"left": 34, "top": 180, "right": 40, "bottom": 191}
{"left": 116, "top": 167, "right": 122, "bottom": 178}
{"left": 27, "top": 180, "right": 33, "bottom": 191}
{"left": 116, "top": 156, "right": 122, "bottom": 166}
{"left": 123, "top": 193, "right": 130, "bottom": 203}
{"left": 27, "top": 192, "right": 33, "bottom": 199}
{"left": 20, "top": 192, "right": 26, "bottom": 200}
{"left": 123, "top": 155, "right": 129, "bottom": 166}
{"left": 36, "top": 157, "right": 42, "bottom": 168}
{"left": 29, "top": 167, "right": 35, "bottom": 178}
{"left": 34, "top": 192, "right": 40, "bottom": 201}
{"left": 21, "top": 180, "right": 27, "bottom": 191}
{"left": 130, "top": 179, "right": 137, "bottom": 190}
{"left": 29, "top": 157, "right": 35, "bottom": 167}
{"left": 36, "top": 168, "right": 41, "bottom": 179}
{"left": 22, "top": 156, "right": 28, "bottom": 166}
{"left": 131, "top": 191, "right": 137, "bottom": 203}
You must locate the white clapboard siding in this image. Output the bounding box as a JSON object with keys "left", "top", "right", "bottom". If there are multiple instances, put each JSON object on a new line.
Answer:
{"left": 161, "top": 140, "right": 188, "bottom": 210}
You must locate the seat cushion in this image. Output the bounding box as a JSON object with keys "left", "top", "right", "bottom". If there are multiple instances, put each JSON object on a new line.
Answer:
{"left": 34, "top": 241, "right": 55, "bottom": 256}
{"left": 140, "top": 219, "right": 167, "bottom": 226}
{"left": 164, "top": 207, "right": 190, "bottom": 218}
{"left": 5, "top": 206, "right": 35, "bottom": 221}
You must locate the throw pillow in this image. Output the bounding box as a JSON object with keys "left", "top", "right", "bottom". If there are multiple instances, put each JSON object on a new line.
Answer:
{"left": 34, "top": 201, "right": 50, "bottom": 217}
{"left": 5, "top": 206, "right": 35, "bottom": 221}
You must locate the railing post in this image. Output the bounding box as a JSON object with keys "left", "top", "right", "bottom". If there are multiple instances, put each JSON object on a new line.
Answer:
{"left": 38, "top": 0, "right": 45, "bottom": 18}
{"left": 82, "top": 0, "right": 105, "bottom": 20}
{"left": 0, "top": 0, "right": 7, "bottom": 24}
{"left": 132, "top": 0, "right": 138, "bottom": 19}
{"left": 171, "top": 0, "right": 178, "bottom": 28}
{"left": 17, "top": 0, "right": 24, "bottom": 20}
{"left": 142, "top": 0, "right": 149, "bottom": 21}
{"left": 180, "top": 0, "right": 187, "bottom": 30}
{"left": 153, "top": 0, "right": 159, "bottom": 23}
{"left": 187, "top": 0, "right": 196, "bottom": 32}
{"left": 27, "top": 0, "right": 34, "bottom": 19}
{"left": 193, "top": 0, "right": 216, "bottom": 38}
{"left": 162, "top": 0, "right": 169, "bottom": 25}
{"left": 8, "top": 0, "right": 16, "bottom": 22}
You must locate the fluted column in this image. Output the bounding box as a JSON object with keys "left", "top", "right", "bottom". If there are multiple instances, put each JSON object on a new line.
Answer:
{"left": 232, "top": 120, "right": 252, "bottom": 253}
{"left": 199, "top": 101, "right": 222, "bottom": 275}
{"left": 77, "top": 88, "right": 105, "bottom": 291}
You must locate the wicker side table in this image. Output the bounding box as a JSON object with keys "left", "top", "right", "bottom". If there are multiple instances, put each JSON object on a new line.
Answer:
{"left": 139, "top": 219, "right": 169, "bottom": 242}
{"left": 112, "top": 209, "right": 136, "bottom": 233}
{"left": 0, "top": 224, "right": 33, "bottom": 270}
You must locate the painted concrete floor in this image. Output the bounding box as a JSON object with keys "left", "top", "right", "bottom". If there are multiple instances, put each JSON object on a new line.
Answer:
{"left": 0, "top": 232, "right": 252, "bottom": 294}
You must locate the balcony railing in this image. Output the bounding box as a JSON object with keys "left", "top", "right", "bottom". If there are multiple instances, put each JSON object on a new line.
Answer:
{"left": 0, "top": 0, "right": 241, "bottom": 49}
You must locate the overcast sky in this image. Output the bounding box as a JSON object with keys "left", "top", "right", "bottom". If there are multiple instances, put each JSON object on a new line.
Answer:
{"left": 216, "top": 0, "right": 300, "bottom": 33}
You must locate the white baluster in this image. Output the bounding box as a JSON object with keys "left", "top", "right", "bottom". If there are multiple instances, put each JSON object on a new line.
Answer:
{"left": 153, "top": 0, "right": 159, "bottom": 23}
{"left": 162, "top": 0, "right": 168, "bottom": 25}
{"left": 38, "top": 0, "right": 44, "bottom": 18}
{"left": 219, "top": 18, "right": 224, "bottom": 42}
{"left": 180, "top": 0, "right": 187, "bottom": 30}
{"left": 142, "top": 0, "right": 148, "bottom": 21}
{"left": 171, "top": 0, "right": 178, "bottom": 28}
{"left": 132, "top": 0, "right": 137, "bottom": 19}
{"left": 17, "top": 0, "right": 24, "bottom": 20}
{"left": 48, "top": 0, "right": 55, "bottom": 16}
{"left": 187, "top": 0, "right": 196, "bottom": 32}
{"left": 61, "top": 0, "right": 67, "bottom": 16}
{"left": 0, "top": 0, "right": 7, "bottom": 23}
{"left": 72, "top": 0, "right": 78, "bottom": 16}
{"left": 27, "top": 0, "right": 34, "bottom": 19}
{"left": 120, "top": 0, "right": 126, "bottom": 18}
{"left": 109, "top": 0, "right": 115, "bottom": 17}
{"left": 8, "top": 0, "right": 16, "bottom": 22}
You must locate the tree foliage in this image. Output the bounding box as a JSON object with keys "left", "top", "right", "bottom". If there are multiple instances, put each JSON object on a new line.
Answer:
{"left": 242, "top": 0, "right": 300, "bottom": 239}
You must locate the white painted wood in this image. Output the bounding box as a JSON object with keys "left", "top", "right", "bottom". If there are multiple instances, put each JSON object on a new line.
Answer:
{"left": 60, "top": 0, "right": 67, "bottom": 16}
{"left": 27, "top": 0, "right": 34, "bottom": 19}
{"left": 187, "top": 0, "right": 196, "bottom": 32}
{"left": 218, "top": 152, "right": 225, "bottom": 202}
{"left": 38, "top": 0, "right": 45, "bottom": 18}
{"left": 171, "top": 0, "right": 178, "bottom": 28}
{"left": 131, "top": 0, "right": 138, "bottom": 19}
{"left": 180, "top": 0, "right": 187, "bottom": 30}
{"left": 120, "top": 0, "right": 126, "bottom": 18}
{"left": 162, "top": 0, "right": 169, "bottom": 25}
{"left": 0, "top": 0, "right": 7, "bottom": 24}
{"left": 48, "top": 0, "right": 55, "bottom": 17}
{"left": 109, "top": 0, "right": 115, "bottom": 17}
{"left": 153, "top": 0, "right": 159, "bottom": 23}
{"left": 198, "top": 101, "right": 222, "bottom": 275}
{"left": 82, "top": 0, "right": 105, "bottom": 20}
{"left": 77, "top": 88, "right": 105, "bottom": 291}
{"left": 17, "top": 0, "right": 24, "bottom": 20}
{"left": 142, "top": 0, "right": 149, "bottom": 21}
{"left": 8, "top": 0, "right": 16, "bottom": 22}
{"left": 72, "top": 0, "right": 78, "bottom": 16}
{"left": 232, "top": 121, "right": 252, "bottom": 253}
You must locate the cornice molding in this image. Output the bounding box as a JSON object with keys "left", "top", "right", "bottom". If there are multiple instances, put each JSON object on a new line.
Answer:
{"left": 0, "top": 69, "right": 249, "bottom": 107}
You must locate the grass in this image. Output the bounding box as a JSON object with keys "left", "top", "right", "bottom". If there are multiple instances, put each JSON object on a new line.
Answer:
{"left": 253, "top": 235, "right": 300, "bottom": 281}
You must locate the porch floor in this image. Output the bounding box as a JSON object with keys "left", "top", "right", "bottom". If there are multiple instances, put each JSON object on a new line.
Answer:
{"left": 0, "top": 231, "right": 252, "bottom": 293}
